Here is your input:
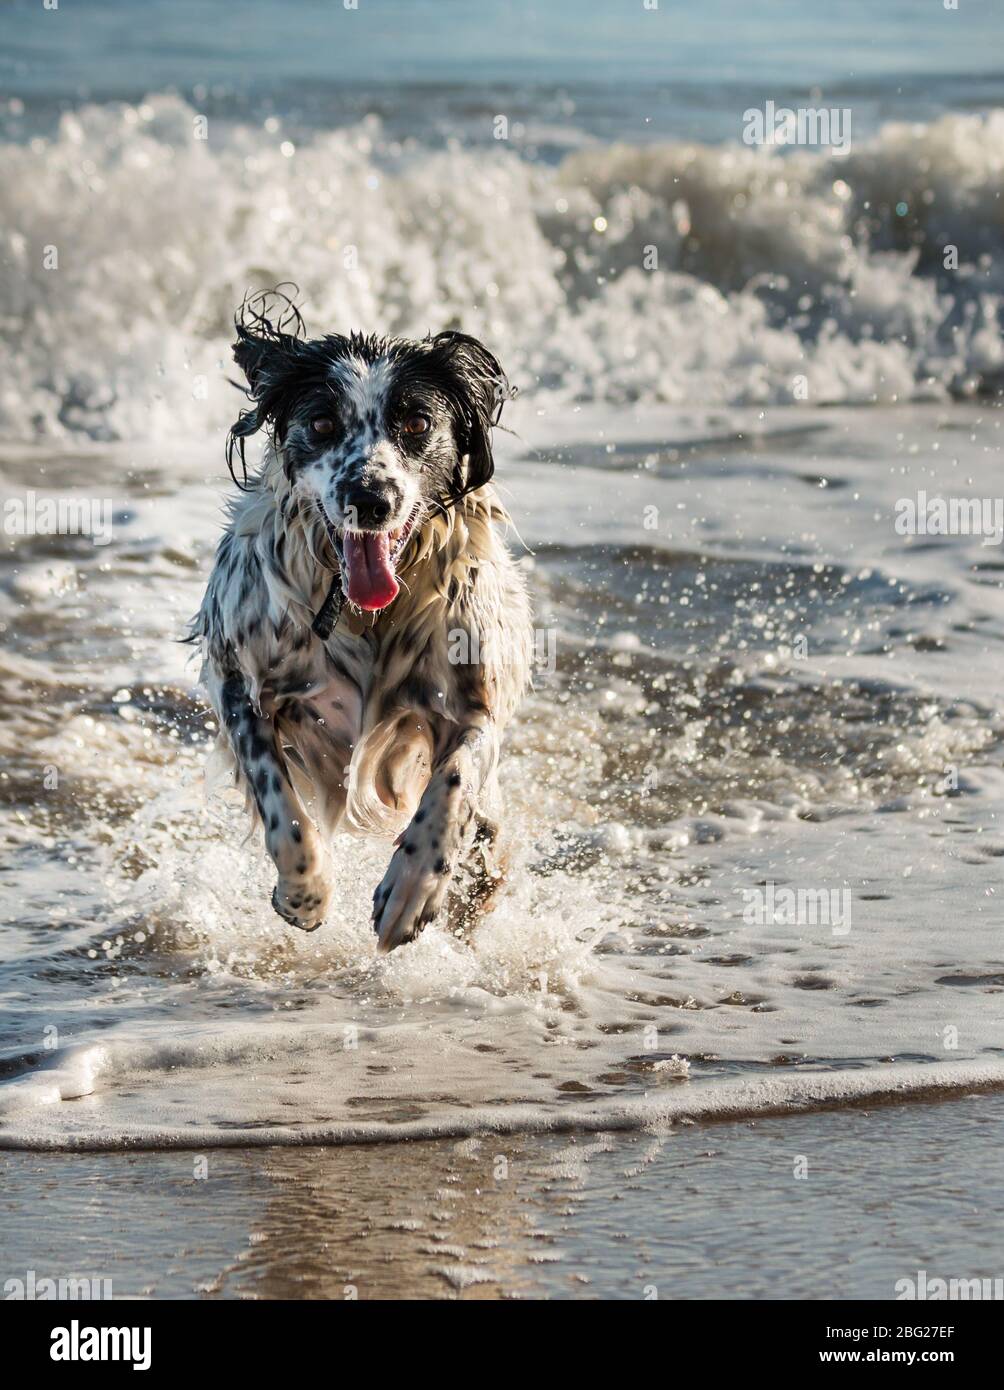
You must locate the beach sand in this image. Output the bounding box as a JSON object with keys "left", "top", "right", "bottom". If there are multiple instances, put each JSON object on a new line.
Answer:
{"left": 4, "top": 1091, "right": 1003, "bottom": 1299}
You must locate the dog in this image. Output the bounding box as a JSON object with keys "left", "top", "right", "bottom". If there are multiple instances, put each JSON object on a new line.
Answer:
{"left": 189, "top": 293, "right": 532, "bottom": 953}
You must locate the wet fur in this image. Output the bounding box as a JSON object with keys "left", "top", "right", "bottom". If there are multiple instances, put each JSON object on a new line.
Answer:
{"left": 190, "top": 296, "right": 531, "bottom": 952}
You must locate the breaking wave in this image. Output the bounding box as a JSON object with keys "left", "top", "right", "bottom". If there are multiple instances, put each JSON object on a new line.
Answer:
{"left": 2, "top": 93, "right": 1003, "bottom": 440}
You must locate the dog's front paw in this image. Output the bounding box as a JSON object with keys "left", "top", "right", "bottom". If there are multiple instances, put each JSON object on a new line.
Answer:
{"left": 271, "top": 873, "right": 331, "bottom": 933}
{"left": 372, "top": 842, "right": 452, "bottom": 954}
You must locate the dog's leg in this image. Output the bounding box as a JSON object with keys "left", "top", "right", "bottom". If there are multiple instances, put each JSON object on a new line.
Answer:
{"left": 372, "top": 714, "right": 499, "bottom": 953}
{"left": 447, "top": 812, "right": 508, "bottom": 939}
{"left": 219, "top": 671, "right": 332, "bottom": 931}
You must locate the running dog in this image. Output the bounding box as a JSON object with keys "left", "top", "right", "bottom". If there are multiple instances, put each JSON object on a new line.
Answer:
{"left": 190, "top": 293, "right": 531, "bottom": 953}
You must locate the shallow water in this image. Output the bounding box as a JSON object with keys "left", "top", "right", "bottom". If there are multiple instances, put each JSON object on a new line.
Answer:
{"left": 2, "top": 1, "right": 1004, "bottom": 1161}
{"left": 3, "top": 1092, "right": 1003, "bottom": 1299}
{"left": 2, "top": 402, "right": 1003, "bottom": 1150}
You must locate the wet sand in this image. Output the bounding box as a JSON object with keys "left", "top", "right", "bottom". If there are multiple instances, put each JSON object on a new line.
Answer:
{"left": 3, "top": 1091, "right": 1003, "bottom": 1300}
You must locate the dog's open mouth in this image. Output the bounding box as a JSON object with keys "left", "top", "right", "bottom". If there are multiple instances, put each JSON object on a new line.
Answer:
{"left": 326, "top": 508, "right": 419, "bottom": 612}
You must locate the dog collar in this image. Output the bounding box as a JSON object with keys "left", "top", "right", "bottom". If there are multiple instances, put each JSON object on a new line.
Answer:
{"left": 311, "top": 575, "right": 373, "bottom": 639}
{"left": 311, "top": 574, "right": 345, "bottom": 640}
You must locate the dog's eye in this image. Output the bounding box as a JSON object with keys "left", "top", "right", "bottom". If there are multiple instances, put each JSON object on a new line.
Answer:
{"left": 402, "top": 414, "right": 431, "bottom": 437}
{"left": 311, "top": 416, "right": 335, "bottom": 437}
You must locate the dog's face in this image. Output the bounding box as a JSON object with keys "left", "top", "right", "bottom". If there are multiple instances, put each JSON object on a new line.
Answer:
{"left": 228, "top": 324, "right": 509, "bottom": 611}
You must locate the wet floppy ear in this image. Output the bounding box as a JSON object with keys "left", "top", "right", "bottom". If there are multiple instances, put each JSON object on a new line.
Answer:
{"left": 232, "top": 284, "right": 306, "bottom": 395}
{"left": 231, "top": 323, "right": 308, "bottom": 398}
{"left": 226, "top": 330, "right": 274, "bottom": 487}
{"left": 226, "top": 328, "right": 304, "bottom": 487}
{"left": 434, "top": 331, "right": 512, "bottom": 497}
{"left": 232, "top": 326, "right": 276, "bottom": 394}
{"left": 226, "top": 286, "right": 308, "bottom": 487}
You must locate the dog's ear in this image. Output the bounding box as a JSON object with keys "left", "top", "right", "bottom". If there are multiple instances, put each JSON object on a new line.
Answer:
{"left": 433, "top": 331, "right": 512, "bottom": 499}
{"left": 226, "top": 288, "right": 307, "bottom": 488}
{"left": 232, "top": 325, "right": 285, "bottom": 394}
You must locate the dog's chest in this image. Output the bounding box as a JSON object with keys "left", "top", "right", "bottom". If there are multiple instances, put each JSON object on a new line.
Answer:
{"left": 306, "top": 624, "right": 378, "bottom": 745}
{"left": 264, "top": 619, "right": 371, "bottom": 744}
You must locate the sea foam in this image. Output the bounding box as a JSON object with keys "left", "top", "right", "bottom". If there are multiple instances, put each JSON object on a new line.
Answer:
{"left": 2, "top": 96, "right": 1002, "bottom": 441}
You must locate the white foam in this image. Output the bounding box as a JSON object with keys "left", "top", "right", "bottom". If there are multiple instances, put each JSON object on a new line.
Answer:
{"left": 3, "top": 98, "right": 1003, "bottom": 441}
{"left": 2, "top": 1057, "right": 1001, "bottom": 1152}
{"left": 2, "top": 394, "right": 1004, "bottom": 1153}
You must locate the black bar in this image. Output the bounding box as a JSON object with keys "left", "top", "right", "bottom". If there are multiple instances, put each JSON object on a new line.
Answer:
{"left": 5, "top": 1298, "right": 997, "bottom": 1373}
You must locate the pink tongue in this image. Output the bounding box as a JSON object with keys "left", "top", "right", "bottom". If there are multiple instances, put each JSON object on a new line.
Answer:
{"left": 342, "top": 531, "right": 400, "bottom": 611}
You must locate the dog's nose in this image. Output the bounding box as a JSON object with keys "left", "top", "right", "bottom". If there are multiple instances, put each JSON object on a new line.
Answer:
{"left": 344, "top": 488, "right": 392, "bottom": 530}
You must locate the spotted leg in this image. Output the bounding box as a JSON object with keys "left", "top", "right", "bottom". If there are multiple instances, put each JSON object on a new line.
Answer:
{"left": 219, "top": 671, "right": 332, "bottom": 931}
{"left": 372, "top": 715, "right": 499, "bottom": 953}
{"left": 447, "top": 813, "right": 508, "bottom": 939}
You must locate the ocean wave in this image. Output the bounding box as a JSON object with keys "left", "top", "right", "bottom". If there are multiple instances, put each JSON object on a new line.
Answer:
{"left": 2, "top": 1054, "right": 1002, "bottom": 1151}
{"left": 2, "top": 94, "right": 1003, "bottom": 439}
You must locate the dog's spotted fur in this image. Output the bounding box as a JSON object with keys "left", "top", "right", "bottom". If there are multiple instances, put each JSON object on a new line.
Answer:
{"left": 190, "top": 299, "right": 531, "bottom": 952}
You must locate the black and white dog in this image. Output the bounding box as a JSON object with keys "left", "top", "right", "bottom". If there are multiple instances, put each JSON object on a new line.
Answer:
{"left": 190, "top": 294, "right": 531, "bottom": 953}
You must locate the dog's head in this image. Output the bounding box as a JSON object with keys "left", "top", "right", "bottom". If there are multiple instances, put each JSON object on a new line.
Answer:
{"left": 227, "top": 294, "right": 510, "bottom": 612}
